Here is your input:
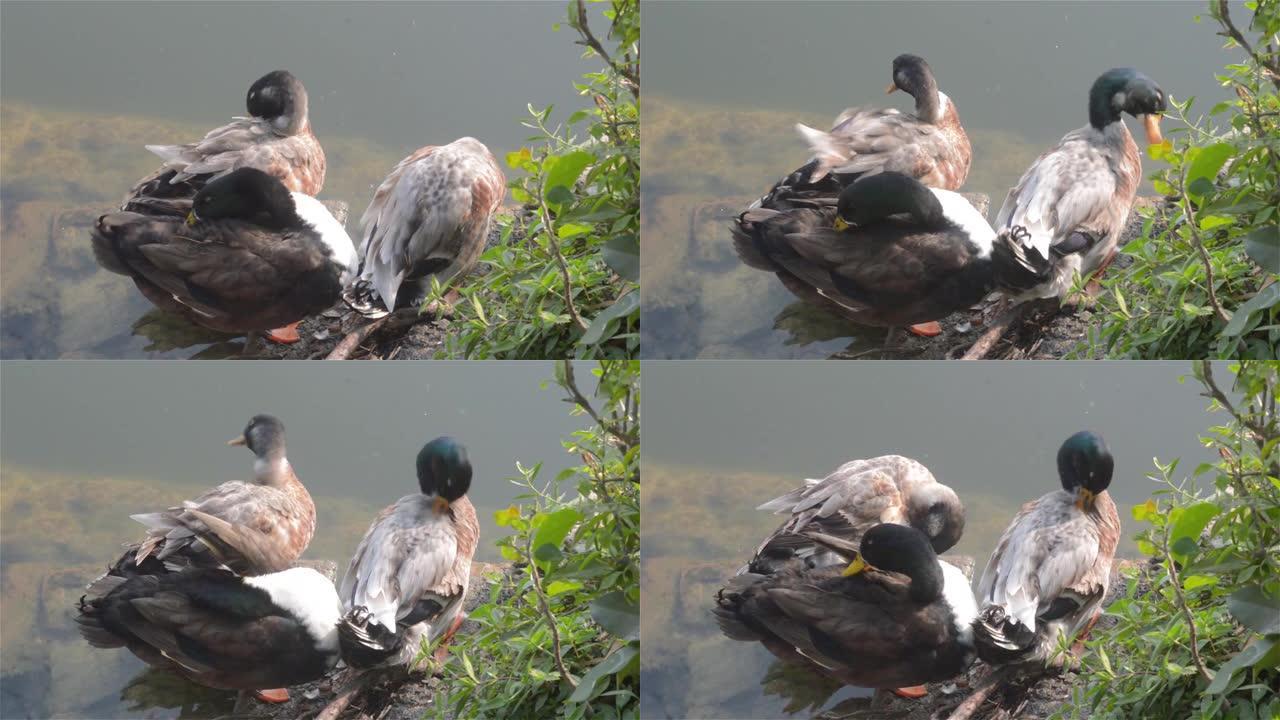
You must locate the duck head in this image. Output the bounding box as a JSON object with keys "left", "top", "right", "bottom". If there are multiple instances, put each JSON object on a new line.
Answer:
{"left": 886, "top": 54, "right": 944, "bottom": 123}
{"left": 417, "top": 436, "right": 473, "bottom": 514}
{"left": 1057, "top": 430, "right": 1114, "bottom": 511}
{"left": 908, "top": 482, "right": 966, "bottom": 555}
{"left": 843, "top": 523, "right": 944, "bottom": 604}
{"left": 246, "top": 70, "right": 311, "bottom": 135}
{"left": 228, "top": 414, "right": 290, "bottom": 485}
{"left": 188, "top": 168, "right": 302, "bottom": 230}
{"left": 834, "top": 172, "right": 943, "bottom": 231}
{"left": 1088, "top": 68, "right": 1167, "bottom": 145}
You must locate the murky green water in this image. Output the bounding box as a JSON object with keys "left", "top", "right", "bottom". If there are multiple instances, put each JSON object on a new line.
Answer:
{"left": 0, "top": 1, "right": 592, "bottom": 359}
{"left": 0, "top": 360, "right": 597, "bottom": 719}
{"left": 639, "top": 1, "right": 1243, "bottom": 359}
{"left": 639, "top": 360, "right": 1228, "bottom": 718}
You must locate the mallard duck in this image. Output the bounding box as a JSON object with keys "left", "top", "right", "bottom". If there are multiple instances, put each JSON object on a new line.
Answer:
{"left": 337, "top": 436, "right": 479, "bottom": 669}
{"left": 125, "top": 70, "right": 326, "bottom": 216}
{"left": 781, "top": 53, "right": 970, "bottom": 195}
{"left": 714, "top": 523, "right": 977, "bottom": 693}
{"left": 973, "top": 430, "right": 1120, "bottom": 667}
{"left": 992, "top": 68, "right": 1167, "bottom": 303}
{"left": 343, "top": 138, "right": 506, "bottom": 318}
{"left": 119, "top": 414, "right": 317, "bottom": 576}
{"left": 93, "top": 167, "right": 356, "bottom": 348}
{"left": 733, "top": 171, "right": 995, "bottom": 337}
{"left": 745, "top": 455, "right": 964, "bottom": 576}
{"left": 76, "top": 566, "right": 341, "bottom": 709}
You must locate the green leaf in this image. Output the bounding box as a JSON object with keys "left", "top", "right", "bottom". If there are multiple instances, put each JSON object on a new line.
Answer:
{"left": 556, "top": 222, "right": 594, "bottom": 239}
{"left": 567, "top": 643, "right": 637, "bottom": 703}
{"left": 1183, "top": 574, "right": 1219, "bottom": 591}
{"left": 590, "top": 590, "right": 640, "bottom": 640}
{"left": 1206, "top": 637, "right": 1276, "bottom": 694}
{"left": 533, "top": 507, "right": 582, "bottom": 563}
{"left": 545, "top": 579, "right": 583, "bottom": 596}
{"left": 1222, "top": 284, "right": 1280, "bottom": 338}
{"left": 534, "top": 543, "right": 564, "bottom": 564}
{"left": 543, "top": 150, "right": 596, "bottom": 201}
{"left": 1170, "top": 501, "right": 1219, "bottom": 541}
{"left": 602, "top": 234, "right": 640, "bottom": 282}
{"left": 1187, "top": 142, "right": 1235, "bottom": 187}
{"left": 1198, "top": 214, "right": 1234, "bottom": 231}
{"left": 1227, "top": 586, "right": 1280, "bottom": 635}
{"left": 493, "top": 505, "right": 521, "bottom": 527}
{"left": 1171, "top": 536, "right": 1200, "bottom": 558}
{"left": 545, "top": 185, "right": 575, "bottom": 208}
{"left": 1188, "top": 177, "right": 1216, "bottom": 199}
{"left": 1244, "top": 225, "right": 1279, "bottom": 271}
{"left": 580, "top": 290, "right": 639, "bottom": 346}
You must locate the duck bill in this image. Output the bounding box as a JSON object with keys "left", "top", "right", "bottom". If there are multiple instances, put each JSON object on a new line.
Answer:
{"left": 185, "top": 211, "right": 198, "bottom": 227}
{"left": 433, "top": 496, "right": 451, "bottom": 514}
{"left": 1141, "top": 114, "right": 1164, "bottom": 146}
{"left": 884, "top": 82, "right": 899, "bottom": 95}
{"left": 842, "top": 553, "right": 869, "bottom": 577}
{"left": 1074, "top": 486, "right": 1096, "bottom": 511}
{"left": 227, "top": 435, "right": 247, "bottom": 447}
{"left": 833, "top": 216, "right": 850, "bottom": 232}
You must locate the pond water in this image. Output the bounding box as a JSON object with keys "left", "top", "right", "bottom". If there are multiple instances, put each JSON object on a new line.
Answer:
{"left": 639, "top": 360, "right": 1229, "bottom": 718}
{"left": 639, "top": 1, "right": 1244, "bottom": 359}
{"left": 0, "top": 360, "right": 597, "bottom": 719}
{"left": 0, "top": 1, "right": 592, "bottom": 359}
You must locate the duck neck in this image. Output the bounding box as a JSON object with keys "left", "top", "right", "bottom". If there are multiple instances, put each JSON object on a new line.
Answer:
{"left": 1088, "top": 94, "right": 1122, "bottom": 131}
{"left": 254, "top": 453, "right": 292, "bottom": 487}
{"left": 912, "top": 79, "right": 942, "bottom": 124}
{"left": 906, "top": 563, "right": 943, "bottom": 604}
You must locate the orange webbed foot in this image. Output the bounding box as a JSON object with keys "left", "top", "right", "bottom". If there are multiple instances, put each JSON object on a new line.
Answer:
{"left": 254, "top": 688, "right": 290, "bottom": 703}
{"left": 908, "top": 322, "right": 943, "bottom": 337}
{"left": 264, "top": 322, "right": 302, "bottom": 344}
{"left": 891, "top": 685, "right": 929, "bottom": 699}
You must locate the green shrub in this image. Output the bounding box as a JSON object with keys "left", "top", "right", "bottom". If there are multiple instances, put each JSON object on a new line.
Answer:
{"left": 439, "top": 0, "right": 639, "bottom": 359}
{"left": 1083, "top": 1, "right": 1278, "bottom": 359}
{"left": 1062, "top": 361, "right": 1280, "bottom": 720}
{"left": 430, "top": 360, "right": 639, "bottom": 719}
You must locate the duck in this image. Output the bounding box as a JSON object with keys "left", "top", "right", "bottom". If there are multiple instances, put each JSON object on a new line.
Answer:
{"left": 714, "top": 523, "right": 978, "bottom": 696}
{"left": 973, "top": 430, "right": 1121, "bottom": 668}
{"left": 124, "top": 69, "right": 326, "bottom": 217}
{"left": 732, "top": 171, "right": 996, "bottom": 339}
{"left": 775, "top": 53, "right": 970, "bottom": 200}
{"left": 92, "top": 167, "right": 357, "bottom": 348}
{"left": 992, "top": 68, "right": 1167, "bottom": 304}
{"left": 745, "top": 455, "right": 964, "bottom": 576}
{"left": 337, "top": 436, "right": 480, "bottom": 669}
{"left": 116, "top": 414, "right": 317, "bottom": 577}
{"left": 76, "top": 565, "right": 342, "bottom": 710}
{"left": 343, "top": 138, "right": 506, "bottom": 318}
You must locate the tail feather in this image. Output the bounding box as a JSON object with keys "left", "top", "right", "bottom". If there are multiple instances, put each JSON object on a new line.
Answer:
{"left": 338, "top": 606, "right": 403, "bottom": 669}
{"left": 992, "top": 225, "right": 1052, "bottom": 293}
{"left": 972, "top": 605, "right": 1038, "bottom": 665}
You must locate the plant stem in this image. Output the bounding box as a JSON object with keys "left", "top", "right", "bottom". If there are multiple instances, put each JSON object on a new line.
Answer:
{"left": 1215, "top": 0, "right": 1280, "bottom": 91}
{"left": 1160, "top": 519, "right": 1214, "bottom": 683}
{"left": 1178, "top": 169, "right": 1232, "bottom": 325}
{"left": 526, "top": 531, "right": 577, "bottom": 690}
{"left": 561, "top": 359, "right": 639, "bottom": 450}
{"left": 572, "top": 0, "right": 639, "bottom": 98}
{"left": 537, "top": 194, "right": 589, "bottom": 331}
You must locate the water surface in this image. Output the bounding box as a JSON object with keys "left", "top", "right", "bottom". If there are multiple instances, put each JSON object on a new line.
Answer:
{"left": 0, "top": 360, "right": 599, "bottom": 719}
{"left": 0, "top": 1, "right": 592, "bottom": 358}
{"left": 640, "top": 360, "right": 1228, "bottom": 718}
{"left": 640, "top": 1, "right": 1242, "bottom": 359}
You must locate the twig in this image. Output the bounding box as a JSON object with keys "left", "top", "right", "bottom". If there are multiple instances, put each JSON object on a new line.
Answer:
{"left": 312, "top": 669, "right": 365, "bottom": 720}
{"left": 1215, "top": 0, "right": 1280, "bottom": 91}
{"left": 561, "top": 360, "right": 638, "bottom": 449}
{"left": 1161, "top": 519, "right": 1214, "bottom": 683}
{"left": 324, "top": 310, "right": 417, "bottom": 360}
{"left": 1177, "top": 170, "right": 1232, "bottom": 325}
{"left": 572, "top": 0, "right": 639, "bottom": 98}
{"left": 537, "top": 195, "right": 589, "bottom": 331}
{"left": 945, "top": 666, "right": 1018, "bottom": 720}
{"left": 526, "top": 531, "right": 577, "bottom": 689}
{"left": 961, "top": 301, "right": 1026, "bottom": 360}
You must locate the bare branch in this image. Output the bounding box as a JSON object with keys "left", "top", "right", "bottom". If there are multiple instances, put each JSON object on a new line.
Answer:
{"left": 572, "top": 0, "right": 639, "bottom": 98}
{"left": 1215, "top": 0, "right": 1280, "bottom": 90}
{"left": 1161, "top": 518, "right": 1215, "bottom": 683}
{"left": 527, "top": 530, "right": 577, "bottom": 690}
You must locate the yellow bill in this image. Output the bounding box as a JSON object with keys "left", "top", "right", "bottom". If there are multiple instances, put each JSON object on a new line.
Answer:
{"left": 1075, "top": 486, "right": 1096, "bottom": 511}
{"left": 1142, "top": 114, "right": 1164, "bottom": 146}
{"left": 842, "top": 553, "right": 868, "bottom": 577}
{"left": 227, "top": 435, "right": 247, "bottom": 447}
{"left": 186, "top": 211, "right": 198, "bottom": 227}
{"left": 834, "top": 216, "right": 850, "bottom": 232}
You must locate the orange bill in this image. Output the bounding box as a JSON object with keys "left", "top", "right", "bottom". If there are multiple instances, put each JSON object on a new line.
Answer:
{"left": 884, "top": 82, "right": 899, "bottom": 95}
{"left": 254, "top": 688, "right": 290, "bottom": 703}
{"left": 1142, "top": 114, "right": 1164, "bottom": 146}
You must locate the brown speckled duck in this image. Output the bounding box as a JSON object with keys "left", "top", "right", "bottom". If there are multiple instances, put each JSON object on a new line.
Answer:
{"left": 118, "top": 414, "right": 317, "bottom": 577}
{"left": 745, "top": 454, "right": 965, "bottom": 576}
{"left": 125, "top": 70, "right": 326, "bottom": 217}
